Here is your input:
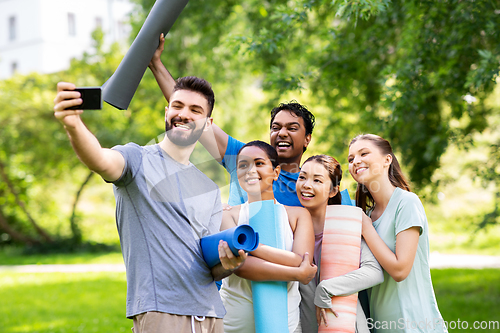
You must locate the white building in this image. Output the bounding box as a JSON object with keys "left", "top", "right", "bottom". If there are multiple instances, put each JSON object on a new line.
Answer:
{"left": 0, "top": 0, "right": 134, "bottom": 79}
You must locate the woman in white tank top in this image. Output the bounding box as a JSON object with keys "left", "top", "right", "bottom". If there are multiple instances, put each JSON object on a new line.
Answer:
{"left": 218, "top": 141, "right": 316, "bottom": 333}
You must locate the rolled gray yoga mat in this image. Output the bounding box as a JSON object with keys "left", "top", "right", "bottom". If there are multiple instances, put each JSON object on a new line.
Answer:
{"left": 103, "top": 0, "right": 189, "bottom": 110}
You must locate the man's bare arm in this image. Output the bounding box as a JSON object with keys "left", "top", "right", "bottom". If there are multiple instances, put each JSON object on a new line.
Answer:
{"left": 148, "top": 33, "right": 176, "bottom": 102}
{"left": 54, "top": 82, "right": 125, "bottom": 182}
{"left": 148, "top": 34, "right": 229, "bottom": 162}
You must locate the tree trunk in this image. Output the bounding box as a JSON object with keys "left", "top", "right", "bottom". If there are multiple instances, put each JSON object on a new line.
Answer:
{"left": 0, "top": 207, "right": 38, "bottom": 245}
{"left": 0, "top": 158, "right": 52, "bottom": 242}
{"left": 69, "top": 171, "right": 95, "bottom": 243}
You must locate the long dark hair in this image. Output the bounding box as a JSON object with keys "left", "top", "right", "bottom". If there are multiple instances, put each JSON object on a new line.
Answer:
{"left": 237, "top": 140, "right": 279, "bottom": 169}
{"left": 303, "top": 154, "right": 342, "bottom": 205}
{"left": 349, "top": 134, "right": 410, "bottom": 211}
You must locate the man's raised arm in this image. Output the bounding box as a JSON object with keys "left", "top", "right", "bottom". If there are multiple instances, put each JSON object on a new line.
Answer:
{"left": 148, "top": 33, "right": 177, "bottom": 102}
{"left": 53, "top": 82, "right": 125, "bottom": 182}
{"left": 148, "top": 34, "right": 229, "bottom": 162}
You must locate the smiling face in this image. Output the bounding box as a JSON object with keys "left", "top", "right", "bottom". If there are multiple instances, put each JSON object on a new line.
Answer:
{"left": 165, "top": 89, "right": 212, "bottom": 147}
{"left": 296, "top": 161, "right": 336, "bottom": 210}
{"left": 236, "top": 146, "right": 280, "bottom": 201}
{"left": 348, "top": 139, "right": 392, "bottom": 186}
{"left": 269, "top": 110, "right": 311, "bottom": 167}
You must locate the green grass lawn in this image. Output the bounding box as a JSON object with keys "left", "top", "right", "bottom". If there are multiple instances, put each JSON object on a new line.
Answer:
{"left": 0, "top": 249, "right": 124, "bottom": 266}
{"left": 0, "top": 272, "right": 130, "bottom": 333}
{"left": 432, "top": 269, "right": 500, "bottom": 331}
{"left": 0, "top": 268, "right": 498, "bottom": 332}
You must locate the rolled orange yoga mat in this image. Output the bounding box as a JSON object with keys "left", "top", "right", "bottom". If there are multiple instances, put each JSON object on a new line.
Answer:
{"left": 318, "top": 205, "right": 363, "bottom": 333}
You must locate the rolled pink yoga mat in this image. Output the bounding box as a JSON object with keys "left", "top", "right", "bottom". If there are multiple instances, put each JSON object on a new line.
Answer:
{"left": 318, "top": 205, "right": 363, "bottom": 333}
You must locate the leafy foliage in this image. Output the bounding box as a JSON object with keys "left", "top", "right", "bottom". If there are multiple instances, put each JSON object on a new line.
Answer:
{"left": 1, "top": 0, "right": 499, "bottom": 247}
{"left": 224, "top": 0, "right": 500, "bottom": 188}
{"left": 0, "top": 29, "right": 131, "bottom": 246}
{"left": 131, "top": 0, "right": 499, "bottom": 189}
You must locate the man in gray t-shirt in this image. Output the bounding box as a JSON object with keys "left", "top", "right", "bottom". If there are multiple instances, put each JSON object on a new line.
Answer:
{"left": 54, "top": 77, "right": 246, "bottom": 333}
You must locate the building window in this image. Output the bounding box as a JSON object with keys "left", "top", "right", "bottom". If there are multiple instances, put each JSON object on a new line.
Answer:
{"left": 11, "top": 62, "right": 18, "bottom": 75}
{"left": 95, "top": 17, "right": 102, "bottom": 29}
{"left": 9, "top": 16, "right": 16, "bottom": 41}
{"left": 68, "top": 13, "right": 76, "bottom": 36}
{"left": 117, "top": 20, "right": 130, "bottom": 40}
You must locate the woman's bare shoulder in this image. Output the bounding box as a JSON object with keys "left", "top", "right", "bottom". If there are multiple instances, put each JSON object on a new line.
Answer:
{"left": 224, "top": 205, "right": 243, "bottom": 219}
{"left": 284, "top": 205, "right": 310, "bottom": 218}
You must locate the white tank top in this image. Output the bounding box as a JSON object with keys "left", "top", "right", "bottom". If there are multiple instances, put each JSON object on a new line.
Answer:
{"left": 219, "top": 201, "right": 301, "bottom": 333}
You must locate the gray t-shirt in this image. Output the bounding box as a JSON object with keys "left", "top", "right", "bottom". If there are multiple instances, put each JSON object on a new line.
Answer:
{"left": 111, "top": 143, "right": 225, "bottom": 319}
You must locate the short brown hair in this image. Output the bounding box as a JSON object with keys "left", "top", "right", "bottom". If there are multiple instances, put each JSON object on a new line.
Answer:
{"left": 173, "top": 76, "right": 215, "bottom": 116}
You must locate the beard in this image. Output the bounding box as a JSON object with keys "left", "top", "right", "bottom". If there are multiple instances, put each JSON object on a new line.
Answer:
{"left": 165, "top": 119, "right": 206, "bottom": 147}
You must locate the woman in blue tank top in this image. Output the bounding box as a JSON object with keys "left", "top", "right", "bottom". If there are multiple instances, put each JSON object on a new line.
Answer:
{"left": 219, "top": 140, "right": 317, "bottom": 333}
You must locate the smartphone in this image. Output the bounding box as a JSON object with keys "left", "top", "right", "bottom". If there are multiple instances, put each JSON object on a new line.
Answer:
{"left": 66, "top": 87, "right": 102, "bottom": 110}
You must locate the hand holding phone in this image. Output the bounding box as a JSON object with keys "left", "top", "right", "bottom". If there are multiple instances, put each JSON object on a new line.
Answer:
{"left": 66, "top": 87, "right": 102, "bottom": 110}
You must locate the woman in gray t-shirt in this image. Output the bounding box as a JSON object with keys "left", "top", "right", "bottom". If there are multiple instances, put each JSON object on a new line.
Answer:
{"left": 347, "top": 134, "right": 447, "bottom": 333}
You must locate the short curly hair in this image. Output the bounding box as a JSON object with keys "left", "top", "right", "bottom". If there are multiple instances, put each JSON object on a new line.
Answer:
{"left": 269, "top": 101, "right": 315, "bottom": 136}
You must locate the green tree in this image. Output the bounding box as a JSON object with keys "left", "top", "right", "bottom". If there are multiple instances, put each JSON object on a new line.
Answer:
{"left": 130, "top": 0, "right": 499, "bottom": 225}
{"left": 131, "top": 0, "right": 499, "bottom": 188}
{"left": 3, "top": 0, "right": 499, "bottom": 247}
{"left": 229, "top": 0, "right": 499, "bottom": 187}
{"left": 0, "top": 29, "right": 138, "bottom": 247}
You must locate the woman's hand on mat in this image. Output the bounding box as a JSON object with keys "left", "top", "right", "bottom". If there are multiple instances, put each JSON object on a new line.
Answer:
{"left": 316, "top": 306, "right": 339, "bottom": 327}
{"left": 296, "top": 252, "right": 317, "bottom": 284}
{"left": 218, "top": 240, "right": 247, "bottom": 272}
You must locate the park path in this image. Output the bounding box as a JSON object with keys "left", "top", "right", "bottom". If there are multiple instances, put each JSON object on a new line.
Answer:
{"left": 0, "top": 253, "right": 499, "bottom": 273}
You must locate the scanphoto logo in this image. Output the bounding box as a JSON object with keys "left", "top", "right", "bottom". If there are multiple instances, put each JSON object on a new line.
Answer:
{"left": 367, "top": 318, "right": 500, "bottom": 331}
{"left": 440, "top": 319, "right": 500, "bottom": 330}
{"left": 367, "top": 318, "right": 444, "bottom": 330}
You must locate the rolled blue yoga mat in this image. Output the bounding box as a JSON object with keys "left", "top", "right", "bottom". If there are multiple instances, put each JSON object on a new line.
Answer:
{"left": 200, "top": 225, "right": 259, "bottom": 268}
{"left": 102, "top": 0, "right": 189, "bottom": 110}
{"left": 249, "top": 200, "right": 289, "bottom": 333}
